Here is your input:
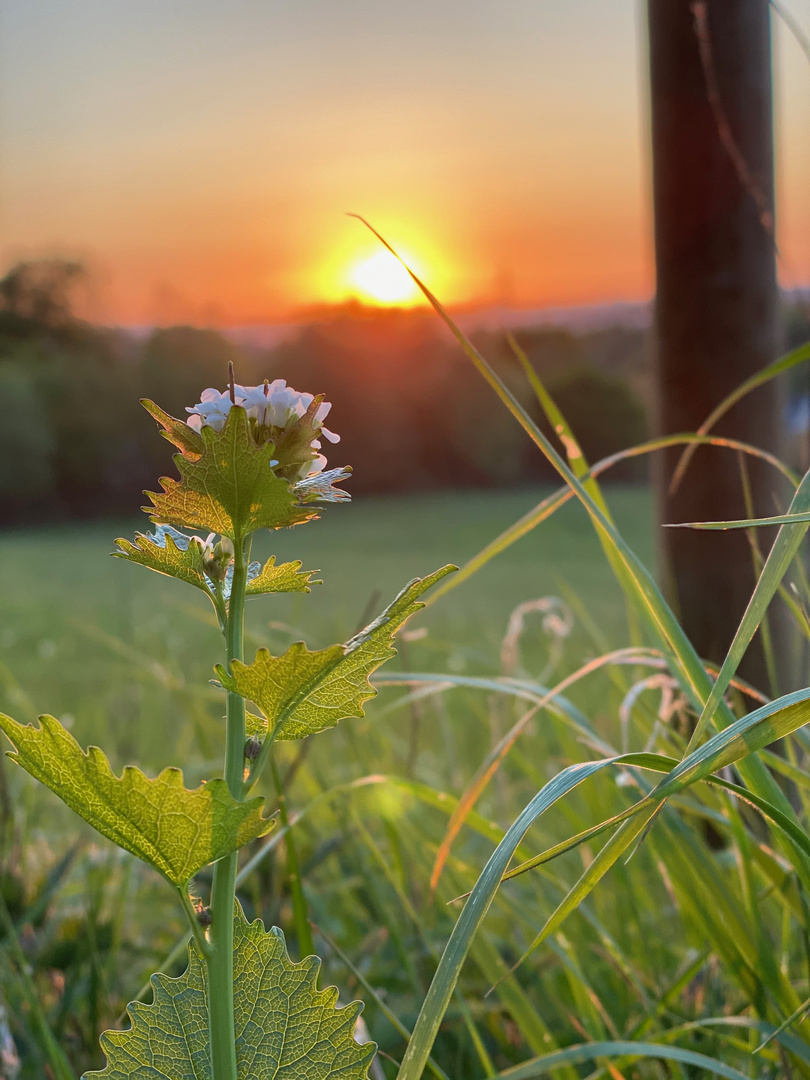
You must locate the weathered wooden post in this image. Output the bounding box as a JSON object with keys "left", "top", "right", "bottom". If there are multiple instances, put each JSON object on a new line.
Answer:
{"left": 647, "top": 0, "right": 786, "bottom": 690}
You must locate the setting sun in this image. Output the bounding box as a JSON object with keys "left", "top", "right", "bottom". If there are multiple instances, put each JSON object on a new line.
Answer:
{"left": 349, "top": 251, "right": 420, "bottom": 306}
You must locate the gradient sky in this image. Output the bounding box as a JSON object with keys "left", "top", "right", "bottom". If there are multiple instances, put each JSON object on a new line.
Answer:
{"left": 1, "top": 0, "right": 808, "bottom": 325}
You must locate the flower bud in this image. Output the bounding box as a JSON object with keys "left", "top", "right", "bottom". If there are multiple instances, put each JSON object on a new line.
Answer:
{"left": 244, "top": 736, "right": 262, "bottom": 761}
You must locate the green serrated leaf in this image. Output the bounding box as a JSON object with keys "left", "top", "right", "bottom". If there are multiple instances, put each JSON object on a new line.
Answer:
{"left": 246, "top": 556, "right": 321, "bottom": 596}
{"left": 245, "top": 712, "right": 268, "bottom": 738}
{"left": 217, "top": 566, "right": 456, "bottom": 741}
{"left": 272, "top": 395, "right": 328, "bottom": 480}
{"left": 142, "top": 398, "right": 204, "bottom": 459}
{"left": 0, "top": 714, "right": 272, "bottom": 887}
{"left": 113, "top": 531, "right": 213, "bottom": 595}
{"left": 144, "top": 404, "right": 318, "bottom": 540}
{"left": 86, "top": 908, "right": 376, "bottom": 1080}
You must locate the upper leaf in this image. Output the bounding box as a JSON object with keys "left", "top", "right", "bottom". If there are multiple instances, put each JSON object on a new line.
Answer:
{"left": 246, "top": 555, "right": 321, "bottom": 596}
{"left": 142, "top": 398, "right": 204, "bottom": 459}
{"left": 217, "top": 566, "right": 456, "bottom": 741}
{"left": 143, "top": 403, "right": 318, "bottom": 539}
{"left": 86, "top": 908, "right": 376, "bottom": 1080}
{"left": 0, "top": 714, "right": 272, "bottom": 888}
{"left": 272, "top": 394, "right": 329, "bottom": 480}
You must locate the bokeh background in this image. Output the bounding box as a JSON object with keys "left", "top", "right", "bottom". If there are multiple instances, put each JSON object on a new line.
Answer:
{"left": 1, "top": 3, "right": 810, "bottom": 1076}
{"left": 0, "top": 0, "right": 808, "bottom": 530}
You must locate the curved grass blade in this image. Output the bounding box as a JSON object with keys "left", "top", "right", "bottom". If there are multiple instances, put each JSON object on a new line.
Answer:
{"left": 672, "top": 510, "right": 810, "bottom": 529}
{"left": 492, "top": 1039, "right": 753, "bottom": 1079}
{"left": 376, "top": 660, "right": 653, "bottom": 756}
{"left": 350, "top": 217, "right": 741, "bottom": 725}
{"left": 425, "top": 434, "right": 796, "bottom": 608}
{"left": 353, "top": 217, "right": 810, "bottom": 888}
{"left": 499, "top": 750, "right": 810, "bottom": 886}
{"left": 497, "top": 686, "right": 810, "bottom": 984}
{"left": 393, "top": 757, "right": 627, "bottom": 1080}
{"left": 630, "top": 1013, "right": 810, "bottom": 1067}
{"left": 670, "top": 339, "right": 810, "bottom": 494}
{"left": 397, "top": 684, "right": 810, "bottom": 1077}
{"left": 684, "top": 461, "right": 810, "bottom": 750}
{"left": 507, "top": 332, "right": 611, "bottom": 516}
{"left": 426, "top": 648, "right": 664, "bottom": 894}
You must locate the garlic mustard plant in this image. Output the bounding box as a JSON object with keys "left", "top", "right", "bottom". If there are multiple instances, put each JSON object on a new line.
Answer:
{"left": 0, "top": 366, "right": 453, "bottom": 1079}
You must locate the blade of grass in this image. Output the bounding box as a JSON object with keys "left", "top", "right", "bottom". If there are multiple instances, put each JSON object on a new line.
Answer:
{"left": 352, "top": 217, "right": 810, "bottom": 888}
{"left": 393, "top": 756, "right": 635, "bottom": 1080}
{"left": 686, "top": 457, "right": 810, "bottom": 751}
{"left": 311, "top": 920, "right": 453, "bottom": 1080}
{"left": 507, "top": 332, "right": 644, "bottom": 649}
{"left": 428, "top": 648, "right": 664, "bottom": 894}
{"left": 670, "top": 339, "right": 810, "bottom": 494}
{"left": 425, "top": 433, "right": 796, "bottom": 608}
{"left": 492, "top": 1038, "right": 757, "bottom": 1079}
{"left": 498, "top": 750, "right": 810, "bottom": 886}
{"left": 349, "top": 216, "right": 744, "bottom": 731}
{"left": 270, "top": 754, "right": 314, "bottom": 959}
{"left": 492, "top": 687, "right": 810, "bottom": 990}
{"left": 440, "top": 684, "right": 810, "bottom": 1053}
{"left": 672, "top": 510, "right": 810, "bottom": 529}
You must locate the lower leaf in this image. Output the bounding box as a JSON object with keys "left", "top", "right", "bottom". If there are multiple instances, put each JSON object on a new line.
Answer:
{"left": 85, "top": 908, "right": 376, "bottom": 1079}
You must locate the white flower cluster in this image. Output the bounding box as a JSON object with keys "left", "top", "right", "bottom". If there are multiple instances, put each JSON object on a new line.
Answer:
{"left": 185, "top": 380, "right": 339, "bottom": 479}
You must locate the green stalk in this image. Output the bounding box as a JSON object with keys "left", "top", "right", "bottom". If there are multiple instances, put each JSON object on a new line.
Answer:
{"left": 208, "top": 534, "right": 250, "bottom": 1080}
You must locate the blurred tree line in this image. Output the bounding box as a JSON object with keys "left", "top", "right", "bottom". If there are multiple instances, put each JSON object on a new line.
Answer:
{"left": 0, "top": 259, "right": 668, "bottom": 525}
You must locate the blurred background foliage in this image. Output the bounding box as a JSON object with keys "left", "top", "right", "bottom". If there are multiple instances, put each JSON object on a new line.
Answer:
{"left": 0, "top": 258, "right": 662, "bottom": 524}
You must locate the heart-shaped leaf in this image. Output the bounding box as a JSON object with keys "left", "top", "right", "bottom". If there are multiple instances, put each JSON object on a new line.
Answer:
{"left": 217, "top": 566, "right": 456, "bottom": 741}
{"left": 85, "top": 909, "right": 376, "bottom": 1079}
{"left": 0, "top": 714, "right": 272, "bottom": 888}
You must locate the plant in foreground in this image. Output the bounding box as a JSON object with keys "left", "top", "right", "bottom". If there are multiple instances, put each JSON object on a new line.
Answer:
{"left": 0, "top": 369, "right": 453, "bottom": 1078}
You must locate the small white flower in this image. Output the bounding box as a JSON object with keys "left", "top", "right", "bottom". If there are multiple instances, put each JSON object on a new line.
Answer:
{"left": 236, "top": 380, "right": 340, "bottom": 444}
{"left": 185, "top": 388, "right": 243, "bottom": 432}
{"left": 185, "top": 378, "right": 341, "bottom": 482}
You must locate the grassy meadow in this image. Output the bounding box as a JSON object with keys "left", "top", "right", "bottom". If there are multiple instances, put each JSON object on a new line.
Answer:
{"left": 2, "top": 482, "right": 808, "bottom": 1078}
{"left": 0, "top": 486, "right": 655, "bottom": 770}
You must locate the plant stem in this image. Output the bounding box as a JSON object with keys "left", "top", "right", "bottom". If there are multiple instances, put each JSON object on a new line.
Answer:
{"left": 208, "top": 534, "right": 250, "bottom": 1080}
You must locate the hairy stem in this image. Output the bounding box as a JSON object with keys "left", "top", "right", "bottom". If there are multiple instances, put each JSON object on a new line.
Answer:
{"left": 208, "top": 534, "right": 251, "bottom": 1080}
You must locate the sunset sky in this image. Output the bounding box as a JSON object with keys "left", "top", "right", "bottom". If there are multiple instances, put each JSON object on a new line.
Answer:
{"left": 1, "top": 0, "right": 808, "bottom": 326}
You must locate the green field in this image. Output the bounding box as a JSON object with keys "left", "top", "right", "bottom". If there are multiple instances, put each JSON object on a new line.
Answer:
{"left": 4, "top": 484, "right": 803, "bottom": 1078}
{"left": 0, "top": 486, "right": 654, "bottom": 764}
